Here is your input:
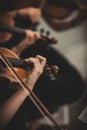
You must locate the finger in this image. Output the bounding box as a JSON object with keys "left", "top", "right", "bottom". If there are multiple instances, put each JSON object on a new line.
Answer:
{"left": 25, "top": 30, "right": 39, "bottom": 43}
{"left": 34, "top": 32, "right": 41, "bottom": 39}
{"left": 25, "top": 57, "right": 39, "bottom": 64}
{"left": 27, "top": 58, "right": 42, "bottom": 75}
{"left": 36, "top": 55, "right": 46, "bottom": 68}
{"left": 25, "top": 58, "right": 40, "bottom": 68}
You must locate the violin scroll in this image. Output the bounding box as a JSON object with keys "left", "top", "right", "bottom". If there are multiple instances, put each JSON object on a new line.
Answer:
{"left": 40, "top": 35, "right": 58, "bottom": 44}
{"left": 44, "top": 64, "right": 59, "bottom": 80}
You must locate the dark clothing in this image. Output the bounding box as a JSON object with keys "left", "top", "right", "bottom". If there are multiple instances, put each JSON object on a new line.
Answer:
{"left": 0, "top": 21, "right": 26, "bottom": 36}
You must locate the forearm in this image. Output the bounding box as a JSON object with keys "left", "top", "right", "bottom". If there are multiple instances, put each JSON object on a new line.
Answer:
{"left": 12, "top": 38, "right": 28, "bottom": 56}
{"left": 0, "top": 88, "right": 28, "bottom": 129}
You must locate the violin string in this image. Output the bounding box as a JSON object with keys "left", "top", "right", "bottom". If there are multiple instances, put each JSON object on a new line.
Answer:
{"left": 0, "top": 52, "right": 63, "bottom": 130}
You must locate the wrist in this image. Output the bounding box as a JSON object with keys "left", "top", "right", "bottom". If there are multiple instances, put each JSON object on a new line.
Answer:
{"left": 12, "top": 38, "right": 28, "bottom": 56}
{"left": 19, "top": 87, "right": 29, "bottom": 97}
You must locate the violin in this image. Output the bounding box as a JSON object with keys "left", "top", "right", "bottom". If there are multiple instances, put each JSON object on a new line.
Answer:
{"left": 0, "top": 47, "right": 59, "bottom": 82}
{"left": 0, "top": 13, "right": 58, "bottom": 44}
{"left": 0, "top": 49, "right": 67, "bottom": 130}
{"left": 42, "top": 0, "right": 87, "bottom": 30}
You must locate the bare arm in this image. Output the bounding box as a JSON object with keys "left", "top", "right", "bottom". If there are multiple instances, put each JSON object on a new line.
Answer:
{"left": 0, "top": 55, "right": 46, "bottom": 129}
{"left": 0, "top": 87, "right": 28, "bottom": 129}
{"left": 12, "top": 30, "right": 41, "bottom": 56}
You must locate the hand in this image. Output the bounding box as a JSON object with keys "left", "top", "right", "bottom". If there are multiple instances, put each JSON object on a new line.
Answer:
{"left": 25, "top": 55, "right": 46, "bottom": 91}
{"left": 18, "top": 7, "right": 41, "bottom": 23}
{"left": 24, "top": 29, "right": 41, "bottom": 45}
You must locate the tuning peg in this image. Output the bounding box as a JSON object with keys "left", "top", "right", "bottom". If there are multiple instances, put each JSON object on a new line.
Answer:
{"left": 51, "top": 65, "right": 59, "bottom": 75}
{"left": 46, "top": 30, "right": 50, "bottom": 36}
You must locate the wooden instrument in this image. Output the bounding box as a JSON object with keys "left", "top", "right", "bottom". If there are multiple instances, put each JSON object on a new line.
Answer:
{"left": 0, "top": 47, "right": 59, "bottom": 83}
{"left": 0, "top": 13, "right": 58, "bottom": 44}
{"left": 42, "top": 0, "right": 87, "bottom": 30}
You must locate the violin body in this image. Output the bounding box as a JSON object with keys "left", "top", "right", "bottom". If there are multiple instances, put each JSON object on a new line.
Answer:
{"left": 42, "top": 0, "right": 87, "bottom": 30}
{"left": 0, "top": 47, "right": 28, "bottom": 83}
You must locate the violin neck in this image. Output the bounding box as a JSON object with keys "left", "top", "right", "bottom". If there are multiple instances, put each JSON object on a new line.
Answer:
{"left": 0, "top": 57, "right": 33, "bottom": 70}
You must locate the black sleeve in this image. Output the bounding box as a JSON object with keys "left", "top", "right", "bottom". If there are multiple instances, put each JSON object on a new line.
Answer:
{"left": 0, "top": 21, "right": 26, "bottom": 38}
